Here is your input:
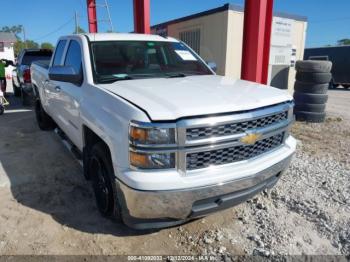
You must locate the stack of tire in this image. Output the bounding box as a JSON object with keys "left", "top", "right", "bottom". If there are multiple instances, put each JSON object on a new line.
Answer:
{"left": 294, "top": 60, "right": 332, "bottom": 123}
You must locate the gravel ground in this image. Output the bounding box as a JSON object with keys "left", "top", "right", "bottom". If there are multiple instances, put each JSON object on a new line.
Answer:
{"left": 165, "top": 116, "right": 350, "bottom": 258}
{"left": 0, "top": 85, "right": 349, "bottom": 257}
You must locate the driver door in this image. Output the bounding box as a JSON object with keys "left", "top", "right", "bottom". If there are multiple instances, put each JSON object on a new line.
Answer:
{"left": 55, "top": 39, "right": 84, "bottom": 150}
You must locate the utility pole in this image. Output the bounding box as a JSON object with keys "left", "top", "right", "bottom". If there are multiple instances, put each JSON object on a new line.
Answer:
{"left": 104, "top": 0, "right": 114, "bottom": 32}
{"left": 74, "top": 11, "right": 79, "bottom": 34}
{"left": 22, "top": 26, "right": 27, "bottom": 48}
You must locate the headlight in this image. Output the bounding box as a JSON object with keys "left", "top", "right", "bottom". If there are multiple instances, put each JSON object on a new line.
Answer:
{"left": 129, "top": 122, "right": 177, "bottom": 169}
{"left": 130, "top": 151, "right": 175, "bottom": 169}
{"left": 130, "top": 125, "right": 175, "bottom": 145}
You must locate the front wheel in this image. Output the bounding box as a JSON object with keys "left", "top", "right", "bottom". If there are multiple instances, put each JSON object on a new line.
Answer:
{"left": 89, "top": 142, "right": 121, "bottom": 221}
{"left": 35, "top": 99, "right": 56, "bottom": 130}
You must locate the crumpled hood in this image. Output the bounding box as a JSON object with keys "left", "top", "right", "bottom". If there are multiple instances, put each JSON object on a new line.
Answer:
{"left": 100, "top": 75, "right": 293, "bottom": 121}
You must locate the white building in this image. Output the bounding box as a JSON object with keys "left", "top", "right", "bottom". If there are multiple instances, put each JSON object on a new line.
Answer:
{"left": 0, "top": 32, "right": 16, "bottom": 78}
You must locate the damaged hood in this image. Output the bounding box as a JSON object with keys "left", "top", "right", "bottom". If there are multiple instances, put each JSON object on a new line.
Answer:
{"left": 100, "top": 75, "right": 293, "bottom": 121}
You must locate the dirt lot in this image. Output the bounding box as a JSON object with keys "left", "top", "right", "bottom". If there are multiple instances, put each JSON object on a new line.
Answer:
{"left": 0, "top": 83, "right": 349, "bottom": 257}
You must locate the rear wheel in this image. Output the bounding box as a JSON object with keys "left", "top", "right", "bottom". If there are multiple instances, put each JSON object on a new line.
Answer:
{"left": 89, "top": 142, "right": 121, "bottom": 221}
{"left": 35, "top": 99, "right": 56, "bottom": 130}
{"left": 13, "top": 80, "right": 21, "bottom": 97}
{"left": 21, "top": 89, "right": 32, "bottom": 106}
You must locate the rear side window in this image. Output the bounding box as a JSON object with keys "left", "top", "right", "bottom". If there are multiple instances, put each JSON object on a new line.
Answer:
{"left": 52, "top": 40, "right": 67, "bottom": 66}
{"left": 64, "top": 40, "right": 82, "bottom": 74}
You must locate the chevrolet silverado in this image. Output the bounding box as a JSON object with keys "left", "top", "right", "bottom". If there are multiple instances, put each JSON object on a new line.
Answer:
{"left": 31, "top": 33, "right": 296, "bottom": 229}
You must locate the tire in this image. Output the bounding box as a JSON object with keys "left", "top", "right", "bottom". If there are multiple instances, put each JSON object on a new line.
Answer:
{"left": 35, "top": 99, "right": 56, "bottom": 130}
{"left": 13, "top": 80, "right": 21, "bottom": 97}
{"left": 295, "top": 60, "right": 332, "bottom": 73}
{"left": 295, "top": 111, "right": 326, "bottom": 123}
{"left": 89, "top": 142, "right": 121, "bottom": 221}
{"left": 294, "top": 81, "right": 328, "bottom": 94}
{"left": 0, "top": 104, "right": 4, "bottom": 115}
{"left": 294, "top": 92, "right": 328, "bottom": 104}
{"left": 296, "top": 72, "right": 332, "bottom": 84}
{"left": 21, "top": 89, "right": 32, "bottom": 106}
{"left": 294, "top": 103, "right": 326, "bottom": 113}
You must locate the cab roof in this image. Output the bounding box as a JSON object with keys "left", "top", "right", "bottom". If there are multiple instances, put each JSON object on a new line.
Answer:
{"left": 82, "top": 33, "right": 178, "bottom": 42}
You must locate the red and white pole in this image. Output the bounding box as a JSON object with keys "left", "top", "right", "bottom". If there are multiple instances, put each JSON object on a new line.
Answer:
{"left": 133, "top": 0, "right": 151, "bottom": 34}
{"left": 241, "top": 0, "right": 274, "bottom": 84}
{"left": 87, "top": 0, "right": 98, "bottom": 33}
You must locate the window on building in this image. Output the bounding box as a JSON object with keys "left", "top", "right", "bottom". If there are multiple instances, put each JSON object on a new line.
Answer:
{"left": 0, "top": 42, "right": 4, "bottom": 52}
{"left": 179, "top": 29, "right": 201, "bottom": 55}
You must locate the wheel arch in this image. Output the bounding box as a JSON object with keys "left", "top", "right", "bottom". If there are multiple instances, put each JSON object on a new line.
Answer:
{"left": 82, "top": 125, "right": 113, "bottom": 180}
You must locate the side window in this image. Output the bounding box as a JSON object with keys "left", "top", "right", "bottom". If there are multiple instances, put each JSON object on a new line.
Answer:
{"left": 64, "top": 40, "right": 82, "bottom": 74}
{"left": 52, "top": 40, "right": 67, "bottom": 66}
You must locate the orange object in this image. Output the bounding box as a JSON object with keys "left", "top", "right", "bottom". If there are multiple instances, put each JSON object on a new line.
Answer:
{"left": 130, "top": 151, "right": 149, "bottom": 168}
{"left": 130, "top": 126, "right": 148, "bottom": 142}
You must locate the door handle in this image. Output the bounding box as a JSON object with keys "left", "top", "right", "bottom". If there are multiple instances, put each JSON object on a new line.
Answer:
{"left": 55, "top": 86, "right": 61, "bottom": 92}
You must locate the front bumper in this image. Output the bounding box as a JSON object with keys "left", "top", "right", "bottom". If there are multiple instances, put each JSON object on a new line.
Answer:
{"left": 117, "top": 154, "right": 293, "bottom": 229}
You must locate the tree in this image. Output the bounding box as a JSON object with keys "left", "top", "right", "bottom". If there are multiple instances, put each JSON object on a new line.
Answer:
{"left": 74, "top": 26, "right": 86, "bottom": 34}
{"left": 40, "top": 42, "right": 54, "bottom": 50}
{"left": 0, "top": 25, "right": 23, "bottom": 39}
{"left": 0, "top": 25, "right": 43, "bottom": 56}
{"left": 14, "top": 40, "right": 39, "bottom": 56}
{"left": 337, "top": 39, "right": 350, "bottom": 46}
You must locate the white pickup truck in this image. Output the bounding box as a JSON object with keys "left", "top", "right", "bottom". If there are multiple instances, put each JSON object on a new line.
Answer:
{"left": 31, "top": 33, "right": 296, "bottom": 229}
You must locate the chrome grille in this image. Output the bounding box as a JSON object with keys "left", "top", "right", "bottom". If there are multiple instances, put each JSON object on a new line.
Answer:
{"left": 186, "top": 111, "right": 288, "bottom": 141}
{"left": 186, "top": 133, "right": 284, "bottom": 170}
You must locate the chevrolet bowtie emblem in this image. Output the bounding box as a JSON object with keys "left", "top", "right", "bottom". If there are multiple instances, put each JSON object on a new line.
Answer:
{"left": 240, "top": 133, "right": 262, "bottom": 145}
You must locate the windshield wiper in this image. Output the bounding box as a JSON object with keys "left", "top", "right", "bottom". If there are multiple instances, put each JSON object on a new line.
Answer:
{"left": 165, "top": 73, "right": 188, "bottom": 78}
{"left": 98, "top": 75, "right": 134, "bottom": 83}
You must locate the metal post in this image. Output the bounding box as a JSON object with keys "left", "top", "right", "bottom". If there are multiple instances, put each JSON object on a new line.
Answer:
{"left": 241, "top": 0, "right": 274, "bottom": 84}
{"left": 133, "top": 0, "right": 150, "bottom": 34}
{"left": 87, "top": 0, "right": 98, "bottom": 33}
{"left": 22, "top": 26, "right": 27, "bottom": 48}
{"left": 104, "top": 0, "right": 114, "bottom": 32}
{"left": 75, "top": 11, "right": 79, "bottom": 34}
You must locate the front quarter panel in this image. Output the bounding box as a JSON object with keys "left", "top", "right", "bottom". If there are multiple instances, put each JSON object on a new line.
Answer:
{"left": 80, "top": 83, "right": 150, "bottom": 178}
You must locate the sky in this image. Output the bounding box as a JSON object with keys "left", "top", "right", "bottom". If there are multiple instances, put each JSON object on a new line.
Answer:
{"left": 0, "top": 0, "right": 349, "bottom": 47}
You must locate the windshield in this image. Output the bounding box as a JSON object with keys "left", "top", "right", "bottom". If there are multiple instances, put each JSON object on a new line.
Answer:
{"left": 90, "top": 40, "right": 213, "bottom": 83}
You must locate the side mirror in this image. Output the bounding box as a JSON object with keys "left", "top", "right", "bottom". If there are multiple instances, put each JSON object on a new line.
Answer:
{"left": 207, "top": 61, "right": 217, "bottom": 73}
{"left": 49, "top": 66, "right": 82, "bottom": 85}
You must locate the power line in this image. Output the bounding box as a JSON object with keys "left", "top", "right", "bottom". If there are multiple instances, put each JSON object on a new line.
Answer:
{"left": 32, "top": 17, "right": 75, "bottom": 41}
